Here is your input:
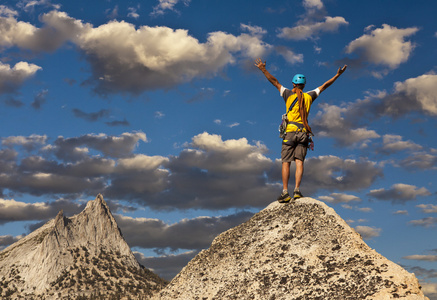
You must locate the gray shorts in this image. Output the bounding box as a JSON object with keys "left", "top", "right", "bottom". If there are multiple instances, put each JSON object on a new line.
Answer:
{"left": 281, "top": 131, "right": 309, "bottom": 162}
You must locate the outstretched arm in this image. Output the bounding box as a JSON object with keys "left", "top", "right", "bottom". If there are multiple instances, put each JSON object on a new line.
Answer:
{"left": 254, "top": 58, "right": 282, "bottom": 91}
{"left": 318, "top": 65, "right": 347, "bottom": 93}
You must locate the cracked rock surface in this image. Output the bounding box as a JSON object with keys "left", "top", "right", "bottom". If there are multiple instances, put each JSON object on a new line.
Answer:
{"left": 0, "top": 194, "right": 166, "bottom": 299}
{"left": 155, "top": 198, "right": 428, "bottom": 300}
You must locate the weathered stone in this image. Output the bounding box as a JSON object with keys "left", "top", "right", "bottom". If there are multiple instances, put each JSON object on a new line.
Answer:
{"left": 155, "top": 198, "right": 428, "bottom": 300}
{"left": 0, "top": 194, "right": 167, "bottom": 299}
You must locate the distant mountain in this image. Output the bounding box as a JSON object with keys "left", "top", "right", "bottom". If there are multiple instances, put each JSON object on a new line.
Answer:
{"left": 0, "top": 194, "right": 167, "bottom": 299}
{"left": 155, "top": 198, "right": 429, "bottom": 300}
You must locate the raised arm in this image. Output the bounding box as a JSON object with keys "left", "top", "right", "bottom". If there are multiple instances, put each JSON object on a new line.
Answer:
{"left": 318, "top": 65, "right": 347, "bottom": 93}
{"left": 254, "top": 58, "right": 282, "bottom": 91}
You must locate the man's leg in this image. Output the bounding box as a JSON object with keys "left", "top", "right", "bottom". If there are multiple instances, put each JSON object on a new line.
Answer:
{"left": 294, "top": 158, "right": 304, "bottom": 191}
{"left": 282, "top": 162, "right": 290, "bottom": 191}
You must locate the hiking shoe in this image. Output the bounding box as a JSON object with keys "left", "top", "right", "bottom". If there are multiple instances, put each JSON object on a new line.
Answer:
{"left": 277, "top": 192, "right": 291, "bottom": 203}
{"left": 293, "top": 190, "right": 303, "bottom": 200}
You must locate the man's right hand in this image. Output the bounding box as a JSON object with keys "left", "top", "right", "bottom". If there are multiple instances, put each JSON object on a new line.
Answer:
{"left": 254, "top": 58, "right": 266, "bottom": 71}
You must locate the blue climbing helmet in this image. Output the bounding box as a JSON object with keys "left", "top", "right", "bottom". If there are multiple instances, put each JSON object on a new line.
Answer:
{"left": 292, "top": 74, "right": 306, "bottom": 85}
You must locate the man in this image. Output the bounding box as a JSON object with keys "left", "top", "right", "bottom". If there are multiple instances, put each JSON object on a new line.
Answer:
{"left": 255, "top": 58, "right": 347, "bottom": 203}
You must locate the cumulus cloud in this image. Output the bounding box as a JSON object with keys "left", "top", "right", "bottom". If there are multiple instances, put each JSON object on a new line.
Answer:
{"left": 403, "top": 255, "right": 437, "bottom": 262}
{"left": 16, "top": 0, "right": 60, "bottom": 12}
{"left": 0, "top": 9, "right": 271, "bottom": 95}
{"left": 115, "top": 211, "right": 252, "bottom": 250}
{"left": 354, "top": 225, "right": 381, "bottom": 239}
{"left": 135, "top": 250, "right": 199, "bottom": 280}
{"left": 409, "top": 217, "right": 437, "bottom": 228}
{"left": 345, "top": 24, "right": 418, "bottom": 75}
{"left": 0, "top": 234, "right": 24, "bottom": 250}
{"left": 2, "top": 134, "right": 47, "bottom": 151}
{"left": 399, "top": 151, "right": 437, "bottom": 170}
{"left": 346, "top": 72, "right": 437, "bottom": 118}
{"left": 275, "top": 46, "right": 304, "bottom": 64}
{"left": 379, "top": 134, "right": 422, "bottom": 154}
{"left": 297, "top": 156, "right": 383, "bottom": 192}
{"left": 0, "top": 131, "right": 384, "bottom": 210}
{"left": 312, "top": 102, "right": 380, "bottom": 147}
{"left": 368, "top": 183, "right": 431, "bottom": 204}
{"left": 0, "top": 61, "right": 41, "bottom": 94}
{"left": 0, "top": 9, "right": 81, "bottom": 52}
{"left": 389, "top": 72, "right": 437, "bottom": 116}
{"left": 421, "top": 282, "right": 437, "bottom": 300}
{"left": 127, "top": 6, "right": 140, "bottom": 19}
{"left": 151, "top": 0, "right": 191, "bottom": 16}
{"left": 278, "top": 16, "right": 348, "bottom": 41}
{"left": 277, "top": 0, "right": 348, "bottom": 41}
{"left": 51, "top": 131, "right": 147, "bottom": 160}
{"left": 318, "top": 193, "right": 361, "bottom": 204}
{"left": 311, "top": 71, "right": 437, "bottom": 148}
{"left": 416, "top": 204, "right": 437, "bottom": 213}
{"left": 303, "top": 0, "right": 324, "bottom": 10}
{"left": 0, "top": 198, "right": 84, "bottom": 224}
{"left": 72, "top": 18, "right": 271, "bottom": 94}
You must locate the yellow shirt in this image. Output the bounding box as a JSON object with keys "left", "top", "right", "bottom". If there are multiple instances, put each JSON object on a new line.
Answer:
{"left": 280, "top": 86, "right": 320, "bottom": 132}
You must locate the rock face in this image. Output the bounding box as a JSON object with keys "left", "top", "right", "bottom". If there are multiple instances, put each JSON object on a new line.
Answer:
{"left": 156, "top": 198, "right": 428, "bottom": 300}
{"left": 0, "top": 194, "right": 167, "bottom": 299}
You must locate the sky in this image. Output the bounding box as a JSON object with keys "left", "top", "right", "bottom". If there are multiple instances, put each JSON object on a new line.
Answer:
{"left": 0, "top": 0, "right": 436, "bottom": 297}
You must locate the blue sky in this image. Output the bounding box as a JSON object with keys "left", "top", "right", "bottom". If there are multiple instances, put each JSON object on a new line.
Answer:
{"left": 0, "top": 0, "right": 436, "bottom": 296}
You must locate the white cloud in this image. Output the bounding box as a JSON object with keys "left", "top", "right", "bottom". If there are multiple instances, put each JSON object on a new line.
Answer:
{"left": 345, "top": 24, "right": 418, "bottom": 70}
{"left": 0, "top": 198, "right": 84, "bottom": 223}
{"left": 403, "top": 255, "right": 437, "bottom": 262}
{"left": 127, "top": 7, "right": 140, "bottom": 19}
{"left": 228, "top": 122, "right": 240, "bottom": 128}
{"left": 151, "top": 0, "right": 191, "bottom": 16}
{"left": 0, "top": 10, "right": 271, "bottom": 95}
{"left": 52, "top": 132, "right": 147, "bottom": 160}
{"left": 409, "top": 217, "right": 437, "bottom": 227}
{"left": 416, "top": 204, "right": 437, "bottom": 213}
{"left": 303, "top": 0, "right": 324, "bottom": 9}
{"left": 74, "top": 20, "right": 271, "bottom": 94}
{"left": 16, "top": 0, "right": 61, "bottom": 12}
{"left": 392, "top": 72, "right": 437, "bottom": 115}
{"left": 134, "top": 250, "right": 199, "bottom": 280}
{"left": 275, "top": 46, "right": 304, "bottom": 64}
{"left": 0, "top": 132, "right": 383, "bottom": 210}
{"left": 154, "top": 111, "right": 165, "bottom": 119}
{"left": 296, "top": 156, "right": 383, "bottom": 192}
{"left": 312, "top": 103, "right": 380, "bottom": 147}
{"left": 116, "top": 154, "right": 169, "bottom": 172}
{"left": 276, "top": 0, "right": 347, "bottom": 41}
{"left": 240, "top": 24, "right": 267, "bottom": 36}
{"left": 0, "top": 61, "right": 41, "bottom": 94}
{"left": 278, "top": 16, "right": 348, "bottom": 41}
{"left": 2, "top": 134, "right": 47, "bottom": 150}
{"left": 354, "top": 225, "right": 381, "bottom": 239}
{"left": 318, "top": 192, "right": 361, "bottom": 204}
{"left": 380, "top": 134, "right": 422, "bottom": 153}
{"left": 400, "top": 151, "right": 437, "bottom": 170}
{"left": 115, "top": 211, "right": 252, "bottom": 250}
{"left": 368, "top": 183, "right": 431, "bottom": 204}
{"left": 421, "top": 282, "right": 437, "bottom": 299}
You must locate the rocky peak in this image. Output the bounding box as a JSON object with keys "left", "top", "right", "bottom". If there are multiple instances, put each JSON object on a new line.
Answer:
{"left": 156, "top": 198, "right": 429, "bottom": 300}
{"left": 0, "top": 194, "right": 167, "bottom": 299}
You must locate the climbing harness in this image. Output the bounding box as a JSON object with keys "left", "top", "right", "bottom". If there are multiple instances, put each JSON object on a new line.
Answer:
{"left": 278, "top": 95, "right": 314, "bottom": 150}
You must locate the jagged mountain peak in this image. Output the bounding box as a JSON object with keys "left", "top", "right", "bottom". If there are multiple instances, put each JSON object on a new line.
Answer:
{"left": 156, "top": 198, "right": 429, "bottom": 300}
{"left": 0, "top": 194, "right": 167, "bottom": 299}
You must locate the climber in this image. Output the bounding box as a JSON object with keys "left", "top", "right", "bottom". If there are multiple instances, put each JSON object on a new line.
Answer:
{"left": 255, "top": 58, "right": 347, "bottom": 203}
